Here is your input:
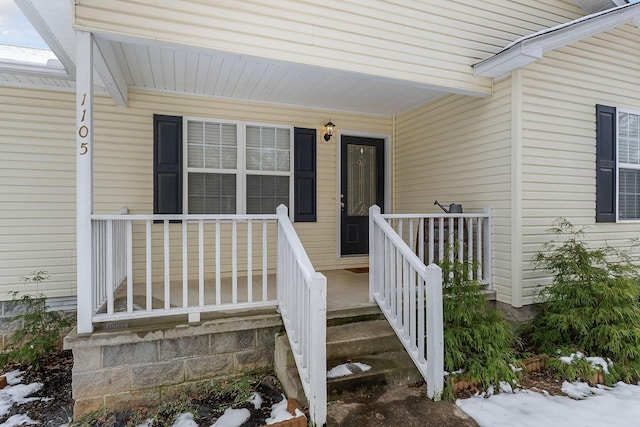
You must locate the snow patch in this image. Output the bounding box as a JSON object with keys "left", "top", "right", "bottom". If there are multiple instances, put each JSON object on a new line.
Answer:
{"left": 327, "top": 362, "right": 371, "bottom": 378}
{"left": 265, "top": 399, "right": 293, "bottom": 424}
{"left": 457, "top": 381, "right": 640, "bottom": 427}
{"left": 170, "top": 412, "right": 198, "bottom": 427}
{"left": 248, "top": 392, "right": 262, "bottom": 410}
{"left": 211, "top": 408, "right": 250, "bottom": 427}
{"left": 0, "top": 413, "right": 40, "bottom": 426}
{"left": 559, "top": 352, "right": 612, "bottom": 374}
{"left": 0, "top": 371, "right": 44, "bottom": 418}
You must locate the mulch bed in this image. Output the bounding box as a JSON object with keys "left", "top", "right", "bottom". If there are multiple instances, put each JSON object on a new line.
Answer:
{"left": 0, "top": 349, "right": 74, "bottom": 426}
{"left": 0, "top": 349, "right": 296, "bottom": 426}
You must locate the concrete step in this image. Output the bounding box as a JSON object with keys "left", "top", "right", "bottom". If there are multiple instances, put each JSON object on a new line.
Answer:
{"left": 326, "top": 351, "right": 423, "bottom": 399}
{"left": 274, "top": 319, "right": 424, "bottom": 405}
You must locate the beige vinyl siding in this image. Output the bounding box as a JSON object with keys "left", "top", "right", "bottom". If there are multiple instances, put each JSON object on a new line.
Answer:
{"left": 0, "top": 87, "right": 391, "bottom": 299}
{"left": 74, "top": 0, "right": 582, "bottom": 97}
{"left": 519, "top": 23, "right": 640, "bottom": 305}
{"left": 394, "top": 78, "right": 513, "bottom": 303}
{"left": 0, "top": 88, "right": 76, "bottom": 298}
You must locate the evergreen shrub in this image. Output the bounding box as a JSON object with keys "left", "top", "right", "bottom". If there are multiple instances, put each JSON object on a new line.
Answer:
{"left": 440, "top": 248, "right": 519, "bottom": 397}
{"left": 530, "top": 219, "right": 640, "bottom": 383}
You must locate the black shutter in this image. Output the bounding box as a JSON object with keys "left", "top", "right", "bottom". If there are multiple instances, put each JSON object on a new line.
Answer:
{"left": 153, "top": 114, "right": 183, "bottom": 215}
{"left": 595, "top": 104, "right": 616, "bottom": 223}
{"left": 293, "top": 127, "right": 316, "bottom": 222}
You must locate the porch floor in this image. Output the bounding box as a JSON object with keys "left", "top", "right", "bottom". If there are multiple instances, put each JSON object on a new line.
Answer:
{"left": 97, "top": 268, "right": 375, "bottom": 331}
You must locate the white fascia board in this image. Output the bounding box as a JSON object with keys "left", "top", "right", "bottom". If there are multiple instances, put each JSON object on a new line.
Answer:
{"left": 474, "top": 3, "right": 640, "bottom": 78}
{"left": 93, "top": 38, "right": 128, "bottom": 108}
{"left": 15, "top": 0, "right": 75, "bottom": 79}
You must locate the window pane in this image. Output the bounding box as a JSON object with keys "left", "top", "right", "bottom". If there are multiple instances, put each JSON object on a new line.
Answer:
{"left": 187, "top": 120, "right": 237, "bottom": 170}
{"left": 276, "top": 128, "right": 290, "bottom": 149}
{"left": 245, "top": 125, "right": 290, "bottom": 172}
{"left": 187, "top": 121, "right": 204, "bottom": 168}
{"left": 246, "top": 175, "right": 289, "bottom": 214}
{"left": 246, "top": 126, "right": 261, "bottom": 148}
{"left": 619, "top": 168, "right": 640, "bottom": 220}
{"left": 188, "top": 172, "right": 236, "bottom": 214}
{"left": 619, "top": 112, "right": 640, "bottom": 166}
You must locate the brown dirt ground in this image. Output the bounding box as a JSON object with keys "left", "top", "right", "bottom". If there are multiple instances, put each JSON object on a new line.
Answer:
{"left": 1, "top": 351, "right": 584, "bottom": 427}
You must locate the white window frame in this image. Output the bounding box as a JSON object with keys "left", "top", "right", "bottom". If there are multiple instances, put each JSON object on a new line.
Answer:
{"left": 616, "top": 107, "right": 640, "bottom": 222}
{"left": 182, "top": 117, "right": 294, "bottom": 215}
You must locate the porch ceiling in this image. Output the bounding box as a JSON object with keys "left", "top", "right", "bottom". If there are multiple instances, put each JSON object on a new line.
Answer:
{"left": 6, "top": 0, "right": 452, "bottom": 116}
{"left": 96, "top": 35, "right": 449, "bottom": 115}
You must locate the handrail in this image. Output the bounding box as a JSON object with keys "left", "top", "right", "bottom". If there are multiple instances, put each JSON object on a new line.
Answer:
{"left": 276, "top": 205, "right": 327, "bottom": 426}
{"left": 369, "top": 205, "right": 444, "bottom": 400}
{"left": 91, "top": 213, "right": 278, "bottom": 221}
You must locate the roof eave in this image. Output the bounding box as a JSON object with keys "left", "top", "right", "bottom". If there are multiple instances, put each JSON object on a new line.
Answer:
{"left": 474, "top": 3, "right": 640, "bottom": 79}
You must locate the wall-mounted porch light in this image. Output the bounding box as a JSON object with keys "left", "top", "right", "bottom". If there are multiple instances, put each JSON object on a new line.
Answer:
{"left": 323, "top": 120, "right": 335, "bottom": 142}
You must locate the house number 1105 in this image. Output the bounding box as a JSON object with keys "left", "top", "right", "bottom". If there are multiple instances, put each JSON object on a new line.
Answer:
{"left": 78, "top": 93, "right": 89, "bottom": 155}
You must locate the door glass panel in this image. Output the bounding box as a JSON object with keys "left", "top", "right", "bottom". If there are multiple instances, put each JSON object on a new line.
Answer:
{"left": 347, "top": 144, "right": 376, "bottom": 216}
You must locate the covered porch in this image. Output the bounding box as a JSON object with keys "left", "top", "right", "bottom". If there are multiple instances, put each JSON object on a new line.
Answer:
{"left": 85, "top": 207, "right": 492, "bottom": 332}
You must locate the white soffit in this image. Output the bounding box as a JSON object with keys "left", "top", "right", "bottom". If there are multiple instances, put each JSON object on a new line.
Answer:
{"left": 475, "top": 2, "right": 640, "bottom": 79}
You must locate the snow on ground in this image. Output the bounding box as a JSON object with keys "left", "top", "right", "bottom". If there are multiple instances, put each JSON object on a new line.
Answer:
{"left": 457, "top": 380, "right": 640, "bottom": 427}
{"left": 0, "top": 370, "right": 47, "bottom": 427}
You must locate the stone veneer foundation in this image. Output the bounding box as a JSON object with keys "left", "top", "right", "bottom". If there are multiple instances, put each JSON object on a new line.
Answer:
{"left": 64, "top": 312, "right": 284, "bottom": 416}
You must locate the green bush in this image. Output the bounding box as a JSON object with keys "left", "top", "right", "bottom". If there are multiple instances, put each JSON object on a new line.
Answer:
{"left": 530, "top": 219, "right": 640, "bottom": 383}
{"left": 440, "top": 250, "right": 519, "bottom": 396}
{"left": 0, "top": 271, "right": 73, "bottom": 370}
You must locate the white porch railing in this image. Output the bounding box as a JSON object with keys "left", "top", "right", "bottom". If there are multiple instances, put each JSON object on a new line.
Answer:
{"left": 88, "top": 212, "right": 279, "bottom": 326}
{"left": 86, "top": 206, "right": 327, "bottom": 426}
{"left": 382, "top": 208, "right": 492, "bottom": 287}
{"left": 276, "top": 205, "right": 327, "bottom": 427}
{"left": 369, "top": 205, "right": 444, "bottom": 400}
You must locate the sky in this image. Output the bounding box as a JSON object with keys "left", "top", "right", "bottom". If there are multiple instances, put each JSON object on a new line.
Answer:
{"left": 0, "top": 0, "right": 49, "bottom": 49}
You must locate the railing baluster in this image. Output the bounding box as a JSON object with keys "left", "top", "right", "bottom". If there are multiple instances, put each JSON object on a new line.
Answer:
{"left": 126, "top": 220, "right": 133, "bottom": 313}
{"left": 483, "top": 207, "right": 492, "bottom": 287}
{"left": 182, "top": 220, "right": 188, "bottom": 308}
{"left": 477, "top": 217, "right": 483, "bottom": 281}
{"left": 146, "top": 220, "right": 152, "bottom": 311}
{"left": 458, "top": 217, "right": 464, "bottom": 264}
{"left": 247, "top": 220, "right": 253, "bottom": 303}
{"left": 438, "top": 218, "right": 444, "bottom": 262}
{"left": 106, "top": 220, "right": 113, "bottom": 315}
{"left": 418, "top": 274, "right": 425, "bottom": 363}
{"left": 198, "top": 219, "right": 204, "bottom": 307}
{"left": 467, "top": 218, "right": 474, "bottom": 279}
{"left": 428, "top": 218, "right": 434, "bottom": 264}
{"left": 448, "top": 216, "right": 455, "bottom": 268}
{"left": 403, "top": 258, "right": 409, "bottom": 336}
{"left": 163, "top": 220, "right": 170, "bottom": 310}
{"left": 215, "top": 219, "right": 221, "bottom": 305}
{"left": 409, "top": 219, "right": 414, "bottom": 253}
{"left": 232, "top": 219, "right": 237, "bottom": 304}
{"left": 262, "top": 220, "right": 268, "bottom": 301}
{"left": 418, "top": 219, "right": 424, "bottom": 263}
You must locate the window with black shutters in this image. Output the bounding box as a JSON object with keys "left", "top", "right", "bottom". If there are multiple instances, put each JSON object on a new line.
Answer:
{"left": 596, "top": 105, "right": 640, "bottom": 222}
{"left": 154, "top": 116, "right": 316, "bottom": 219}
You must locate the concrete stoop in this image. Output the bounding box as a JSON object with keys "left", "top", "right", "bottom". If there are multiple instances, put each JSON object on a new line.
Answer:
{"left": 275, "top": 319, "right": 423, "bottom": 406}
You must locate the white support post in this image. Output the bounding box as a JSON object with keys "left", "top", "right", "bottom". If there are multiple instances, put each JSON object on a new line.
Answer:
{"left": 76, "top": 30, "right": 94, "bottom": 335}
{"left": 308, "top": 271, "right": 327, "bottom": 426}
{"left": 369, "top": 205, "right": 379, "bottom": 303}
{"left": 425, "top": 263, "right": 443, "bottom": 401}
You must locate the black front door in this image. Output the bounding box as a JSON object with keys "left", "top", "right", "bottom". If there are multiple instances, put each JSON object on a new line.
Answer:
{"left": 340, "top": 136, "right": 385, "bottom": 256}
